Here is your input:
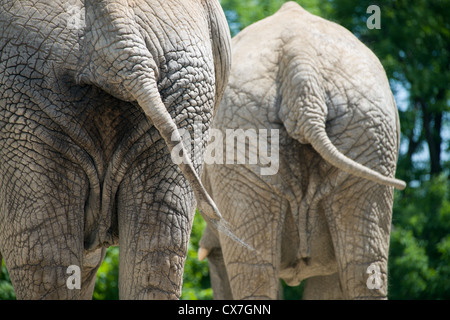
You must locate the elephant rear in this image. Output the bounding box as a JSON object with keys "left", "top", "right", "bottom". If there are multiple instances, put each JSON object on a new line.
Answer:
{"left": 0, "top": 0, "right": 232, "bottom": 299}
{"left": 200, "top": 1, "right": 403, "bottom": 300}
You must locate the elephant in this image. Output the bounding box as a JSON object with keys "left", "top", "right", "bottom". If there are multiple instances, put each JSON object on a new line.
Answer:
{"left": 0, "top": 0, "right": 232, "bottom": 299}
{"left": 198, "top": 2, "right": 406, "bottom": 300}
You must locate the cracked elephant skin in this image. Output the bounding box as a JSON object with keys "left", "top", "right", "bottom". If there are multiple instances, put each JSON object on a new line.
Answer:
{"left": 0, "top": 0, "right": 231, "bottom": 299}
{"left": 199, "top": 2, "right": 405, "bottom": 300}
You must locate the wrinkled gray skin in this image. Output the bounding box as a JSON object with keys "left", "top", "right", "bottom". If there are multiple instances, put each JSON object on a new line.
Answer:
{"left": 0, "top": 0, "right": 231, "bottom": 299}
{"left": 199, "top": 2, "right": 406, "bottom": 300}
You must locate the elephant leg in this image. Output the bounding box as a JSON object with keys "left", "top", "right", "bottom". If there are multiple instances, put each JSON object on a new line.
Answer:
{"left": 217, "top": 173, "right": 285, "bottom": 300}
{"left": 220, "top": 209, "right": 282, "bottom": 299}
{"left": 199, "top": 224, "right": 233, "bottom": 299}
{"left": 207, "top": 247, "right": 233, "bottom": 300}
{"left": 0, "top": 149, "right": 88, "bottom": 299}
{"left": 79, "top": 248, "right": 107, "bottom": 299}
{"left": 302, "top": 273, "right": 344, "bottom": 300}
{"left": 117, "top": 152, "right": 195, "bottom": 299}
{"left": 325, "top": 180, "right": 393, "bottom": 299}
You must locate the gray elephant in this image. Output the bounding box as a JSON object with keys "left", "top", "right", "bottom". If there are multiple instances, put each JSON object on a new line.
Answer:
{"left": 199, "top": 2, "right": 406, "bottom": 300}
{"left": 0, "top": 0, "right": 231, "bottom": 299}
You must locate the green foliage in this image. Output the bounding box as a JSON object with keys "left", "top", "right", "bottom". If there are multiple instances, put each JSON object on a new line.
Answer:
{"left": 181, "top": 212, "right": 213, "bottom": 300}
{"left": 93, "top": 247, "right": 119, "bottom": 300}
{"left": 281, "top": 280, "right": 304, "bottom": 300}
{"left": 389, "top": 174, "right": 450, "bottom": 299}
{"left": 0, "top": 259, "right": 15, "bottom": 300}
{"left": 220, "top": 0, "right": 326, "bottom": 36}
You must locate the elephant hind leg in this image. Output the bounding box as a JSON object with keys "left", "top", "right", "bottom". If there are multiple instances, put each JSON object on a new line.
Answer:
{"left": 207, "top": 247, "right": 233, "bottom": 300}
{"left": 213, "top": 174, "right": 286, "bottom": 300}
{"left": 116, "top": 152, "right": 196, "bottom": 299}
{"left": 324, "top": 180, "right": 393, "bottom": 299}
{"left": 199, "top": 224, "right": 233, "bottom": 299}
{"left": 79, "top": 248, "right": 107, "bottom": 299}
{"left": 3, "top": 226, "right": 86, "bottom": 300}
{"left": 4, "top": 251, "right": 101, "bottom": 300}
{"left": 0, "top": 147, "right": 91, "bottom": 299}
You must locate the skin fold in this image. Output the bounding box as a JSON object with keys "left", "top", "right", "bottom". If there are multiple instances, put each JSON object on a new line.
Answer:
{"left": 0, "top": 0, "right": 231, "bottom": 299}
{"left": 199, "top": 2, "right": 405, "bottom": 299}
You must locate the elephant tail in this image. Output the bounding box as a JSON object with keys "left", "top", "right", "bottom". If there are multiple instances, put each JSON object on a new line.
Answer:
{"left": 306, "top": 124, "right": 407, "bottom": 190}
{"left": 134, "top": 81, "right": 222, "bottom": 220}
{"left": 133, "top": 80, "right": 255, "bottom": 252}
{"left": 278, "top": 38, "right": 406, "bottom": 191}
